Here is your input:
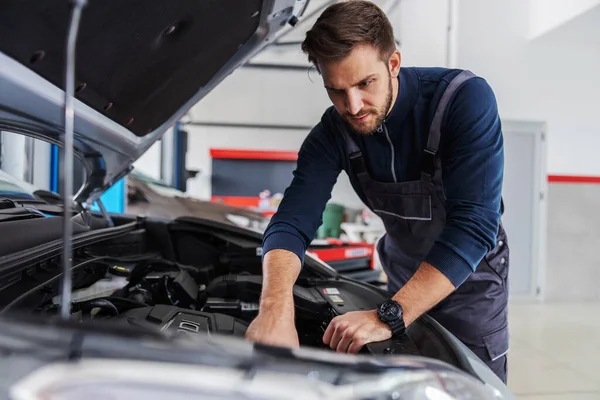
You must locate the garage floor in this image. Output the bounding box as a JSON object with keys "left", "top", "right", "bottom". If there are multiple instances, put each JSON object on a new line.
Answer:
{"left": 507, "top": 301, "right": 600, "bottom": 399}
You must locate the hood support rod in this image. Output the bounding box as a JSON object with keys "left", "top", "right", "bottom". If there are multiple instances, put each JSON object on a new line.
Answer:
{"left": 60, "top": 0, "right": 88, "bottom": 320}
{"left": 96, "top": 198, "right": 115, "bottom": 227}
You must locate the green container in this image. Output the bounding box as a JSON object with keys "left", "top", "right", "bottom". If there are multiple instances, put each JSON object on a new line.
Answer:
{"left": 316, "top": 203, "right": 345, "bottom": 239}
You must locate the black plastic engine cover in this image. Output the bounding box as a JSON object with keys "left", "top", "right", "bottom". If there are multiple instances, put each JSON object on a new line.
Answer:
{"left": 206, "top": 275, "right": 329, "bottom": 315}
{"left": 114, "top": 305, "right": 248, "bottom": 337}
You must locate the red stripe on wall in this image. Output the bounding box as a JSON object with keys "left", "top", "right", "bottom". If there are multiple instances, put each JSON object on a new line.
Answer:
{"left": 210, "top": 149, "right": 298, "bottom": 161}
{"left": 548, "top": 175, "right": 600, "bottom": 184}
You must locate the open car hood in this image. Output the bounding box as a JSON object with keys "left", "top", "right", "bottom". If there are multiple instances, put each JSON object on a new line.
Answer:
{"left": 0, "top": 0, "right": 308, "bottom": 205}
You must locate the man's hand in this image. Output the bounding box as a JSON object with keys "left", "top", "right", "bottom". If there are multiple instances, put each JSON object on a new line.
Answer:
{"left": 322, "top": 261, "right": 456, "bottom": 353}
{"left": 244, "top": 249, "right": 302, "bottom": 348}
{"left": 245, "top": 311, "right": 299, "bottom": 348}
{"left": 323, "top": 310, "right": 392, "bottom": 353}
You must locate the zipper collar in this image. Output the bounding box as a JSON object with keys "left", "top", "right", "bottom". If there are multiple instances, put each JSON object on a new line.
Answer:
{"left": 384, "top": 68, "right": 419, "bottom": 132}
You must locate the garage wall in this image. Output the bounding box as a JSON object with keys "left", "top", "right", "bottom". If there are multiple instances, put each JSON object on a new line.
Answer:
{"left": 546, "top": 183, "right": 600, "bottom": 301}
{"left": 453, "top": 0, "right": 600, "bottom": 301}
{"left": 133, "top": 141, "right": 162, "bottom": 181}
{"left": 390, "top": 0, "right": 450, "bottom": 66}
{"left": 455, "top": 0, "right": 600, "bottom": 177}
{"left": 0, "top": 132, "right": 28, "bottom": 181}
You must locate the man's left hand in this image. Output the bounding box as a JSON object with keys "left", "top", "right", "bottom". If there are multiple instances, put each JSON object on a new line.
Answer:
{"left": 322, "top": 310, "right": 392, "bottom": 353}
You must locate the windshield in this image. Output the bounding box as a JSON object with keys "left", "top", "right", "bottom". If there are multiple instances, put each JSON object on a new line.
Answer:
{"left": 0, "top": 169, "right": 39, "bottom": 199}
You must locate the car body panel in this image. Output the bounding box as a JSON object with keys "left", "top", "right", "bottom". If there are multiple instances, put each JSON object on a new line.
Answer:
{"left": 126, "top": 172, "right": 384, "bottom": 283}
{"left": 126, "top": 171, "right": 269, "bottom": 231}
{"left": 0, "top": 315, "right": 513, "bottom": 400}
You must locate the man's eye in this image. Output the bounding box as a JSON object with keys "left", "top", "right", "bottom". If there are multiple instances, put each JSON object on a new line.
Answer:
{"left": 360, "top": 80, "right": 372, "bottom": 87}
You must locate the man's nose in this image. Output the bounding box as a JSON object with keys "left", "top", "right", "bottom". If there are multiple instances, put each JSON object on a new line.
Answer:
{"left": 346, "top": 91, "right": 364, "bottom": 115}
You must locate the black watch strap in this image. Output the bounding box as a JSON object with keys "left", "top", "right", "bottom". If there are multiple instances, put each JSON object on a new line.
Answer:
{"left": 377, "top": 299, "right": 406, "bottom": 337}
{"left": 388, "top": 315, "right": 406, "bottom": 336}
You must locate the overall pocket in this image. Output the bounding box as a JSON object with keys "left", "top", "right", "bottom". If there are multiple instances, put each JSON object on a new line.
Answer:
{"left": 484, "top": 229, "right": 509, "bottom": 282}
{"left": 371, "top": 194, "right": 439, "bottom": 239}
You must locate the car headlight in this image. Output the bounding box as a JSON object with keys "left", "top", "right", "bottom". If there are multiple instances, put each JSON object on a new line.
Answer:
{"left": 344, "top": 369, "right": 504, "bottom": 400}
{"left": 11, "top": 358, "right": 506, "bottom": 400}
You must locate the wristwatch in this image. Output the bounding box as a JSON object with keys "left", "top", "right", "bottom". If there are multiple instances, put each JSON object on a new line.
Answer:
{"left": 376, "top": 299, "right": 406, "bottom": 337}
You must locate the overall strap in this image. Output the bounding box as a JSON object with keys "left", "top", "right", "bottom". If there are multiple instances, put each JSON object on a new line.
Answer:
{"left": 338, "top": 119, "right": 368, "bottom": 175}
{"left": 421, "top": 70, "right": 477, "bottom": 181}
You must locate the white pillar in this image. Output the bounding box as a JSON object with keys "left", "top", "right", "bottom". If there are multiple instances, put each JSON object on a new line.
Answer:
{"left": 32, "top": 139, "right": 51, "bottom": 190}
{"left": 1, "top": 131, "right": 27, "bottom": 182}
{"left": 160, "top": 127, "right": 175, "bottom": 186}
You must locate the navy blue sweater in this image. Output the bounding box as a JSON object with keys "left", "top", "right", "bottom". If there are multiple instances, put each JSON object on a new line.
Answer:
{"left": 262, "top": 67, "right": 504, "bottom": 287}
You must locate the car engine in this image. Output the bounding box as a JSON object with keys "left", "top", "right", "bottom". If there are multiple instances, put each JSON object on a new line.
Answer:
{"left": 47, "top": 258, "right": 339, "bottom": 349}
{"left": 40, "top": 254, "right": 420, "bottom": 355}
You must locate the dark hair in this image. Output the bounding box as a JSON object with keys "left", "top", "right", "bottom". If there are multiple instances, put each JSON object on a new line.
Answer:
{"left": 301, "top": 0, "right": 396, "bottom": 67}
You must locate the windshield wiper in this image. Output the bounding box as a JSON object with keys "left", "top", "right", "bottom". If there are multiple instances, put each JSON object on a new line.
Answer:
{"left": 0, "top": 198, "right": 17, "bottom": 209}
{"left": 33, "top": 189, "right": 63, "bottom": 204}
{"left": 0, "top": 208, "right": 45, "bottom": 223}
{"left": 0, "top": 198, "right": 63, "bottom": 221}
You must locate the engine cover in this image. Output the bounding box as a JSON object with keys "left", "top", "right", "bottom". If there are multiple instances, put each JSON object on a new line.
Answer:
{"left": 114, "top": 305, "right": 248, "bottom": 337}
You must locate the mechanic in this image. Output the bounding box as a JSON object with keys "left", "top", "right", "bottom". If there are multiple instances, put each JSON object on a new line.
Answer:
{"left": 245, "top": 0, "right": 509, "bottom": 383}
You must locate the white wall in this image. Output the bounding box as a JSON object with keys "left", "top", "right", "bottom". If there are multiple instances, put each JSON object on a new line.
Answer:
{"left": 546, "top": 183, "right": 600, "bottom": 301}
{"left": 186, "top": 66, "right": 332, "bottom": 127}
{"left": 1, "top": 132, "right": 27, "bottom": 181}
{"left": 455, "top": 0, "right": 600, "bottom": 176}
{"left": 360, "top": 0, "right": 600, "bottom": 177}
{"left": 133, "top": 141, "right": 162, "bottom": 180}
{"left": 392, "top": 0, "right": 449, "bottom": 66}
{"left": 529, "top": 0, "right": 600, "bottom": 39}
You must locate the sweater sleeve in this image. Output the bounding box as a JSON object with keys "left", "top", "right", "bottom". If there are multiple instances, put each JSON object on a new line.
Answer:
{"left": 261, "top": 120, "right": 342, "bottom": 265}
{"left": 423, "top": 76, "right": 504, "bottom": 287}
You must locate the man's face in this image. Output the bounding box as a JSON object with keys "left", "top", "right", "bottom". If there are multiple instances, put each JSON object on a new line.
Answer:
{"left": 319, "top": 44, "right": 399, "bottom": 135}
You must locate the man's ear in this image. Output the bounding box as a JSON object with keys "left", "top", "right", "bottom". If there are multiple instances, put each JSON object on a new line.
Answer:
{"left": 388, "top": 49, "right": 401, "bottom": 77}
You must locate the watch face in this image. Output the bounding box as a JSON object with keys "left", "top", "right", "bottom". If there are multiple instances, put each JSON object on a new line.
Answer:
{"left": 385, "top": 305, "right": 399, "bottom": 317}
{"left": 379, "top": 301, "right": 400, "bottom": 321}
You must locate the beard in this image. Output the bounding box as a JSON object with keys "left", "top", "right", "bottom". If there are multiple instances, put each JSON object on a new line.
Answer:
{"left": 342, "top": 76, "right": 394, "bottom": 136}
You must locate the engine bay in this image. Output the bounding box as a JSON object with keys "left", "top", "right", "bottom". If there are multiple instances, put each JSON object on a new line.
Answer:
{"left": 0, "top": 215, "right": 467, "bottom": 365}
{"left": 44, "top": 255, "right": 403, "bottom": 352}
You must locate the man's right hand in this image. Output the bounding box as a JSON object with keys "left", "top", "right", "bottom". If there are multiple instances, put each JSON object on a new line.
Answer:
{"left": 244, "top": 249, "right": 302, "bottom": 348}
{"left": 245, "top": 310, "right": 299, "bottom": 348}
